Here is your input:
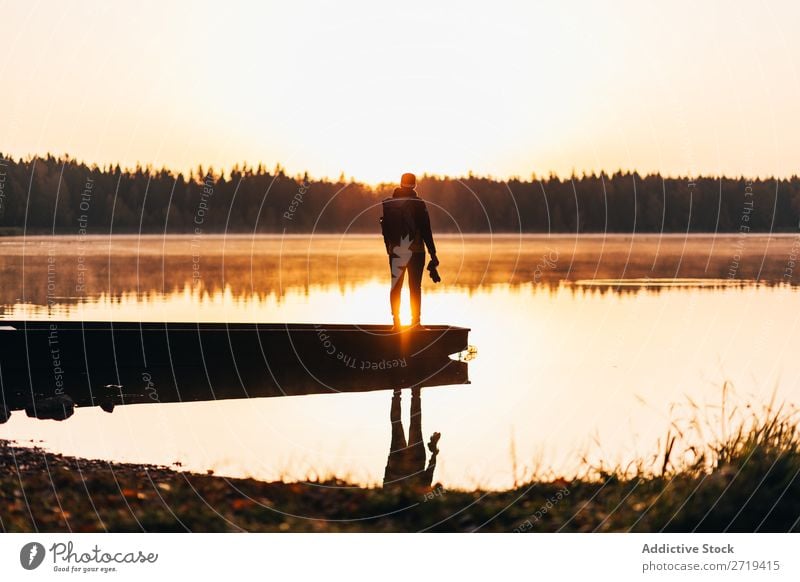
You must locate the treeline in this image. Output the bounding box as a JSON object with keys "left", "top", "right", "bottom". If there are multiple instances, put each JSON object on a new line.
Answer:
{"left": 0, "top": 153, "right": 798, "bottom": 234}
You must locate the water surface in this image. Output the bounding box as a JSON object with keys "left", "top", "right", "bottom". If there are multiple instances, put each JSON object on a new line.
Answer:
{"left": 2, "top": 234, "right": 800, "bottom": 489}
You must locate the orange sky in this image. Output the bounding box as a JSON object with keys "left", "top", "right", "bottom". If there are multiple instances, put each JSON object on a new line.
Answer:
{"left": 1, "top": 0, "right": 799, "bottom": 183}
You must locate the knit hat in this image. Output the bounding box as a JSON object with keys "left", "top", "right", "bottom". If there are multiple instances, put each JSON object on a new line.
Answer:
{"left": 400, "top": 173, "right": 416, "bottom": 188}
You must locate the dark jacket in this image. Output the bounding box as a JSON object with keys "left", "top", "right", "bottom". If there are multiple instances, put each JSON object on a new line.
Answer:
{"left": 380, "top": 187, "right": 436, "bottom": 255}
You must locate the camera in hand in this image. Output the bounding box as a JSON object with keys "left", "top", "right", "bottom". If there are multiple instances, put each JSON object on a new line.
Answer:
{"left": 427, "top": 260, "right": 441, "bottom": 283}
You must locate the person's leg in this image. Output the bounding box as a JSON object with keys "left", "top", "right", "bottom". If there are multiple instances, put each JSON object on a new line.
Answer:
{"left": 389, "top": 256, "right": 407, "bottom": 327}
{"left": 383, "top": 389, "right": 407, "bottom": 487}
{"left": 408, "top": 253, "right": 425, "bottom": 326}
{"left": 408, "top": 387, "right": 426, "bottom": 472}
{"left": 389, "top": 389, "right": 405, "bottom": 449}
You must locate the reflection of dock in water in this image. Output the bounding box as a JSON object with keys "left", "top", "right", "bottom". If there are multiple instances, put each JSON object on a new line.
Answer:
{"left": 0, "top": 321, "right": 470, "bottom": 421}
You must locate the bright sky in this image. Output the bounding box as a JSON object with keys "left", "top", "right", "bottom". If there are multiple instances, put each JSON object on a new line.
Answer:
{"left": 1, "top": 0, "right": 798, "bottom": 183}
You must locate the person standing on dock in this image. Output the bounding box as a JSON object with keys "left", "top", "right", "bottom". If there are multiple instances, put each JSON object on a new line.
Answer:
{"left": 380, "top": 172, "right": 439, "bottom": 329}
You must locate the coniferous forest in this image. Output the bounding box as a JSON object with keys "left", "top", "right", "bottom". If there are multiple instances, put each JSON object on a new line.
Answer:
{"left": 1, "top": 153, "right": 798, "bottom": 234}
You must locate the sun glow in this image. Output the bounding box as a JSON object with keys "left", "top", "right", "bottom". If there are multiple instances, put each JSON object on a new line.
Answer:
{"left": 1, "top": 1, "right": 799, "bottom": 181}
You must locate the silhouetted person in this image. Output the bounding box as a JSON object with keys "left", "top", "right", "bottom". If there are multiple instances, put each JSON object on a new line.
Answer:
{"left": 380, "top": 173, "right": 439, "bottom": 329}
{"left": 383, "top": 387, "right": 440, "bottom": 489}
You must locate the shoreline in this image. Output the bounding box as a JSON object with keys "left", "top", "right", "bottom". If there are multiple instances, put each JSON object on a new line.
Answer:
{"left": 2, "top": 232, "right": 800, "bottom": 239}
{"left": 3, "top": 422, "right": 799, "bottom": 533}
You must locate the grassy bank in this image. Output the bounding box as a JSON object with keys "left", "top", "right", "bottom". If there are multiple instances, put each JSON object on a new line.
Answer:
{"left": 3, "top": 401, "right": 800, "bottom": 532}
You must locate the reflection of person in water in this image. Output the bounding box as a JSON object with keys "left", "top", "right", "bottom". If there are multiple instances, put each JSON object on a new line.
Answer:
{"left": 383, "top": 387, "right": 441, "bottom": 489}
{"left": 380, "top": 173, "right": 439, "bottom": 329}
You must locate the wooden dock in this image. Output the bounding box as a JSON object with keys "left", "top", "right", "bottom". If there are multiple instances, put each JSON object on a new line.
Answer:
{"left": 0, "top": 322, "right": 470, "bottom": 421}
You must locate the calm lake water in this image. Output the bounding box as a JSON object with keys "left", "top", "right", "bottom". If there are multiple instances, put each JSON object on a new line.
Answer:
{"left": 3, "top": 233, "right": 800, "bottom": 489}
